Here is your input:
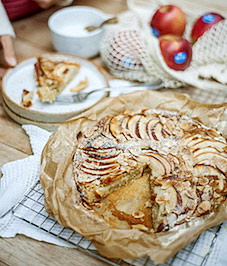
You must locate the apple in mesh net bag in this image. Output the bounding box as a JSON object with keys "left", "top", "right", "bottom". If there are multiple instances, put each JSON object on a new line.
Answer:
{"left": 191, "top": 13, "right": 225, "bottom": 44}
{"left": 159, "top": 35, "right": 192, "bottom": 71}
{"left": 105, "top": 30, "right": 145, "bottom": 71}
{"left": 150, "top": 5, "right": 186, "bottom": 37}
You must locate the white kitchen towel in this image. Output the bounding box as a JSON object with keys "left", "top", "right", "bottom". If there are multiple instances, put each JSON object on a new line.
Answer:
{"left": 0, "top": 121, "right": 227, "bottom": 265}
{"left": 0, "top": 125, "right": 74, "bottom": 247}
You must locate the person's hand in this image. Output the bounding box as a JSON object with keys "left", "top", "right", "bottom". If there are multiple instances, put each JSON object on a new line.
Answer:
{"left": 33, "top": 0, "right": 58, "bottom": 9}
{"left": 0, "top": 35, "right": 17, "bottom": 78}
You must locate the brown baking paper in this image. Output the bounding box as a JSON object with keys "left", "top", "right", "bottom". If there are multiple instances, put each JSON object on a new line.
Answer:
{"left": 40, "top": 90, "right": 227, "bottom": 264}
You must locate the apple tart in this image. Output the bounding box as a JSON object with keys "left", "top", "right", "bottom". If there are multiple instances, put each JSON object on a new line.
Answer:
{"left": 73, "top": 109, "right": 227, "bottom": 232}
{"left": 35, "top": 57, "right": 80, "bottom": 102}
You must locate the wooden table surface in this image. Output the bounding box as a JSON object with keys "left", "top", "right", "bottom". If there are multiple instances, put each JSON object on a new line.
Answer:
{"left": 0, "top": 1, "right": 226, "bottom": 266}
{"left": 0, "top": 1, "right": 127, "bottom": 265}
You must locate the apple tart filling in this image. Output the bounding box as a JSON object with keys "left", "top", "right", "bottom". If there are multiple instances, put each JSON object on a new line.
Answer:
{"left": 73, "top": 109, "right": 227, "bottom": 232}
{"left": 35, "top": 57, "right": 80, "bottom": 102}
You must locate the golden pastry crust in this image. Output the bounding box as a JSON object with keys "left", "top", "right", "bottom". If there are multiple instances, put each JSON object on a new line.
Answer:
{"left": 73, "top": 109, "right": 227, "bottom": 232}
{"left": 35, "top": 57, "right": 80, "bottom": 103}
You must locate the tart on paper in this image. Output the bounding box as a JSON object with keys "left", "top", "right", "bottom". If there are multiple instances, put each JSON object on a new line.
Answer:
{"left": 74, "top": 108, "right": 227, "bottom": 232}
{"left": 40, "top": 91, "right": 227, "bottom": 264}
{"left": 35, "top": 57, "right": 81, "bottom": 103}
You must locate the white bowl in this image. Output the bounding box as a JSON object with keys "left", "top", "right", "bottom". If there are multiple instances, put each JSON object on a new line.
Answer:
{"left": 48, "top": 6, "right": 107, "bottom": 58}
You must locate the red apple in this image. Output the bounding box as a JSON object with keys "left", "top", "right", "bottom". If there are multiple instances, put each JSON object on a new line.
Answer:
{"left": 159, "top": 35, "right": 192, "bottom": 71}
{"left": 191, "top": 13, "right": 225, "bottom": 43}
{"left": 150, "top": 5, "right": 186, "bottom": 37}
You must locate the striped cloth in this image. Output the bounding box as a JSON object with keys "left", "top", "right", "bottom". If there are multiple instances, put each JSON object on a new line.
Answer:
{"left": 2, "top": 0, "right": 41, "bottom": 20}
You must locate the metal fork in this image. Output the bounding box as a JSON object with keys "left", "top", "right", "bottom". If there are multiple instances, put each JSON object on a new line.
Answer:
{"left": 55, "top": 80, "right": 164, "bottom": 104}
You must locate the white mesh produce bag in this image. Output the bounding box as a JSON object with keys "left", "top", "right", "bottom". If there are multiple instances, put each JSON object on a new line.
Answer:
{"left": 100, "top": 0, "right": 227, "bottom": 90}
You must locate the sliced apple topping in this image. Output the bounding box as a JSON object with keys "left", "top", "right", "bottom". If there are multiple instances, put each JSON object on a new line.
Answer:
{"left": 127, "top": 115, "right": 143, "bottom": 139}
{"left": 192, "top": 139, "right": 226, "bottom": 153}
{"left": 197, "top": 201, "right": 211, "bottom": 214}
{"left": 73, "top": 108, "right": 227, "bottom": 227}
{"left": 180, "top": 121, "right": 198, "bottom": 132}
{"left": 119, "top": 116, "right": 133, "bottom": 140}
{"left": 138, "top": 116, "right": 150, "bottom": 139}
{"left": 194, "top": 152, "right": 227, "bottom": 173}
{"left": 146, "top": 118, "right": 160, "bottom": 140}
{"left": 109, "top": 114, "right": 127, "bottom": 141}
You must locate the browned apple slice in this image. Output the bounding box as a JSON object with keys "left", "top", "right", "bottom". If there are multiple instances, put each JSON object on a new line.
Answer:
{"left": 168, "top": 153, "right": 180, "bottom": 171}
{"left": 100, "top": 115, "right": 116, "bottom": 139}
{"left": 84, "top": 156, "right": 121, "bottom": 165}
{"left": 109, "top": 114, "right": 127, "bottom": 140}
{"left": 83, "top": 147, "right": 120, "bottom": 157}
{"left": 127, "top": 115, "right": 143, "bottom": 139}
{"left": 181, "top": 134, "right": 203, "bottom": 146}
{"left": 81, "top": 161, "right": 120, "bottom": 171}
{"left": 193, "top": 164, "right": 225, "bottom": 178}
{"left": 137, "top": 116, "right": 149, "bottom": 139}
{"left": 194, "top": 152, "right": 227, "bottom": 173}
{"left": 153, "top": 122, "right": 164, "bottom": 141}
{"left": 193, "top": 147, "right": 220, "bottom": 157}
{"left": 146, "top": 118, "right": 160, "bottom": 140}
{"left": 185, "top": 136, "right": 207, "bottom": 147}
{"left": 80, "top": 163, "right": 121, "bottom": 176}
{"left": 120, "top": 116, "right": 133, "bottom": 140}
{"left": 143, "top": 150, "right": 172, "bottom": 175}
{"left": 163, "top": 119, "right": 177, "bottom": 135}
{"left": 139, "top": 153, "right": 166, "bottom": 176}
{"left": 192, "top": 139, "right": 227, "bottom": 153}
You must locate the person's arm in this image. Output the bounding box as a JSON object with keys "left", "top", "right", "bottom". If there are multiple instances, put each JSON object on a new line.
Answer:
{"left": 0, "top": 1, "right": 17, "bottom": 69}
{"left": 33, "top": 0, "right": 73, "bottom": 9}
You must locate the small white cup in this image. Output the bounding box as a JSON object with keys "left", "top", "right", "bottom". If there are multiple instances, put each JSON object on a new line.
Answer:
{"left": 48, "top": 6, "right": 107, "bottom": 58}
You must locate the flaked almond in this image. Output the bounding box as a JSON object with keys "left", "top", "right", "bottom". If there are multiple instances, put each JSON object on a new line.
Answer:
{"left": 132, "top": 224, "right": 149, "bottom": 231}
{"left": 197, "top": 201, "right": 211, "bottom": 214}
{"left": 145, "top": 200, "right": 152, "bottom": 208}
{"left": 70, "top": 76, "right": 88, "bottom": 92}
{"left": 201, "top": 192, "right": 211, "bottom": 201}
{"left": 207, "top": 128, "right": 219, "bottom": 138}
{"left": 165, "top": 187, "right": 177, "bottom": 212}
{"left": 84, "top": 127, "right": 95, "bottom": 138}
{"left": 132, "top": 211, "right": 145, "bottom": 218}
{"left": 187, "top": 198, "right": 197, "bottom": 210}
{"left": 213, "top": 191, "right": 220, "bottom": 198}
{"left": 197, "top": 186, "right": 204, "bottom": 192}
{"left": 165, "top": 120, "right": 176, "bottom": 133}
{"left": 218, "top": 179, "right": 224, "bottom": 191}
{"left": 198, "top": 176, "right": 209, "bottom": 186}
{"left": 161, "top": 180, "right": 172, "bottom": 189}
{"left": 167, "top": 213, "right": 177, "bottom": 227}
{"left": 180, "top": 122, "right": 197, "bottom": 131}
{"left": 181, "top": 192, "right": 189, "bottom": 210}
{"left": 156, "top": 195, "right": 165, "bottom": 204}
{"left": 185, "top": 189, "right": 197, "bottom": 200}
{"left": 175, "top": 181, "right": 191, "bottom": 192}
{"left": 127, "top": 159, "right": 138, "bottom": 167}
{"left": 203, "top": 185, "right": 212, "bottom": 194}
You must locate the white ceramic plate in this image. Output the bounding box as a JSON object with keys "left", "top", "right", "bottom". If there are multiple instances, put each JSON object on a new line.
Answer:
{"left": 2, "top": 54, "right": 108, "bottom": 123}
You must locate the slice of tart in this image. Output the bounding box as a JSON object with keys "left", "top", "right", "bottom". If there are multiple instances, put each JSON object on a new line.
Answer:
{"left": 35, "top": 57, "right": 80, "bottom": 103}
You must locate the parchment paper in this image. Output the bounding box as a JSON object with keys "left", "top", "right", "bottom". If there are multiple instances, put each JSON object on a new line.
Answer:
{"left": 40, "top": 90, "right": 227, "bottom": 264}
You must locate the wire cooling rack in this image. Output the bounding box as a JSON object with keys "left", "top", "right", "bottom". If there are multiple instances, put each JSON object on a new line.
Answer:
{"left": 12, "top": 180, "right": 222, "bottom": 266}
